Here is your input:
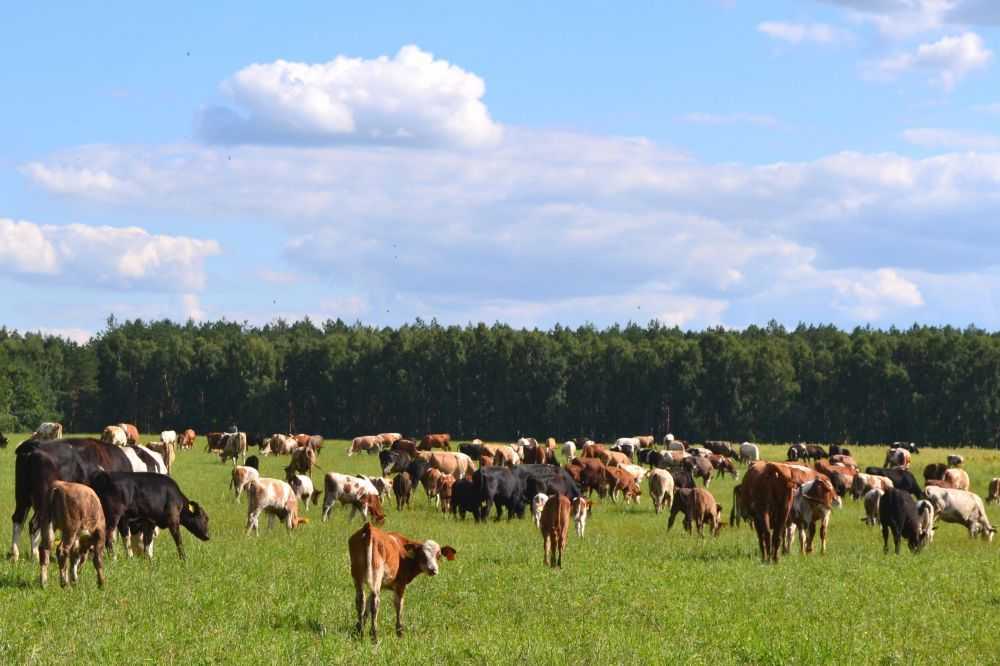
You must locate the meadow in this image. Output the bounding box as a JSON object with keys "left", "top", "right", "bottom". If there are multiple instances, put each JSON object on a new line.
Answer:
{"left": 1, "top": 436, "right": 1000, "bottom": 665}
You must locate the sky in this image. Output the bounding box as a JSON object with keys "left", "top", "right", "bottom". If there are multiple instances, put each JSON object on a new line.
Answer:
{"left": 4, "top": 0, "right": 1000, "bottom": 341}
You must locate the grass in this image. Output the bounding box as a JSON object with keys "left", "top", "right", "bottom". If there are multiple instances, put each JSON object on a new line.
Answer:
{"left": 1, "top": 436, "right": 1000, "bottom": 664}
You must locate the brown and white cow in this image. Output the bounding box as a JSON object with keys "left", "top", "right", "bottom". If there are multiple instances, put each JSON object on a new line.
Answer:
{"left": 230, "top": 464, "right": 260, "bottom": 501}
{"left": 851, "top": 473, "right": 894, "bottom": 499}
{"left": 378, "top": 433, "right": 403, "bottom": 447}
{"left": 420, "top": 433, "right": 451, "bottom": 451}
{"left": 38, "top": 481, "right": 107, "bottom": 588}
{"left": 435, "top": 475, "right": 456, "bottom": 514}
{"left": 786, "top": 477, "right": 839, "bottom": 555}
{"left": 540, "top": 494, "right": 571, "bottom": 568}
{"left": 482, "top": 444, "right": 519, "bottom": 467}
{"left": 179, "top": 429, "right": 196, "bottom": 449}
{"left": 33, "top": 422, "right": 64, "bottom": 441}
{"left": 605, "top": 466, "right": 641, "bottom": 504}
{"left": 427, "top": 451, "right": 475, "bottom": 481}
{"left": 348, "top": 523, "right": 456, "bottom": 640}
{"left": 863, "top": 488, "right": 884, "bottom": 526}
{"left": 667, "top": 487, "right": 721, "bottom": 537}
{"left": 322, "top": 473, "right": 387, "bottom": 524}
{"left": 119, "top": 423, "right": 140, "bottom": 445}
{"left": 245, "top": 478, "right": 309, "bottom": 535}
{"left": 942, "top": 467, "right": 970, "bottom": 491}
{"left": 101, "top": 425, "right": 128, "bottom": 447}
{"left": 349, "top": 435, "right": 383, "bottom": 456}
{"left": 531, "top": 492, "right": 549, "bottom": 529}
{"left": 571, "top": 496, "right": 591, "bottom": 537}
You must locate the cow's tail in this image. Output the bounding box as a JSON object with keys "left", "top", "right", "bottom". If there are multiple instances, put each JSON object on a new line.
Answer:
{"left": 730, "top": 485, "right": 740, "bottom": 527}
{"left": 360, "top": 522, "right": 376, "bottom": 591}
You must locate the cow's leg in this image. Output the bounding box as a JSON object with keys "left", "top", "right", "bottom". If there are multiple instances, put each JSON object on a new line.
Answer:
{"left": 893, "top": 527, "right": 902, "bottom": 555}
{"left": 353, "top": 582, "right": 366, "bottom": 636}
{"left": 38, "top": 520, "right": 52, "bottom": 587}
{"left": 393, "top": 590, "right": 406, "bottom": 637}
{"left": 806, "top": 522, "right": 816, "bottom": 554}
{"left": 368, "top": 587, "right": 381, "bottom": 642}
{"left": 167, "top": 523, "right": 185, "bottom": 560}
{"left": 322, "top": 493, "right": 335, "bottom": 522}
{"left": 9, "top": 499, "right": 31, "bottom": 562}
{"left": 58, "top": 536, "right": 73, "bottom": 587}
{"left": 92, "top": 538, "right": 106, "bottom": 588}
{"left": 819, "top": 517, "right": 828, "bottom": 555}
{"left": 882, "top": 524, "right": 890, "bottom": 554}
{"left": 543, "top": 533, "right": 550, "bottom": 566}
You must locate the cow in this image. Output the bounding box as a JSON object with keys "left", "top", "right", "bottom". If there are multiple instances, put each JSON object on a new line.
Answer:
{"left": 179, "top": 429, "right": 196, "bottom": 449}
{"left": 120, "top": 423, "right": 140, "bottom": 445}
{"left": 804, "top": 445, "right": 828, "bottom": 461}
{"left": 378, "top": 433, "right": 403, "bottom": 448}
{"left": 704, "top": 441, "right": 737, "bottom": 457}
{"left": 265, "top": 434, "right": 297, "bottom": 456}
{"left": 380, "top": 450, "right": 412, "bottom": 477}
{"left": 946, "top": 454, "right": 964, "bottom": 468}
{"left": 620, "top": 464, "right": 647, "bottom": 487}
{"left": 923, "top": 463, "right": 947, "bottom": 481}
{"left": 288, "top": 474, "right": 320, "bottom": 511}
{"left": 420, "top": 434, "right": 451, "bottom": 451}
{"left": 863, "top": 488, "right": 883, "bottom": 526}
{"left": 561, "top": 441, "right": 577, "bottom": 462}
{"left": 205, "top": 432, "right": 225, "bottom": 452}
{"left": 392, "top": 439, "right": 420, "bottom": 457}
{"left": 785, "top": 477, "right": 838, "bottom": 555}
{"left": 474, "top": 467, "right": 526, "bottom": 521}
{"left": 613, "top": 438, "right": 641, "bottom": 460}
{"left": 435, "top": 476, "right": 456, "bottom": 513}
{"left": 146, "top": 440, "right": 176, "bottom": 474}
{"left": 884, "top": 447, "right": 911, "bottom": 469}
{"left": 483, "top": 444, "right": 520, "bottom": 467}
{"left": 531, "top": 492, "right": 549, "bottom": 528}
{"left": 864, "top": 466, "right": 921, "bottom": 498}
{"left": 285, "top": 444, "right": 318, "bottom": 478}
{"left": 893, "top": 441, "right": 920, "bottom": 454}
{"left": 159, "top": 430, "right": 177, "bottom": 446}
{"left": 916, "top": 500, "right": 936, "bottom": 543}
{"left": 709, "top": 455, "right": 739, "bottom": 480}
{"left": 787, "top": 443, "right": 807, "bottom": 461}
{"left": 33, "top": 422, "right": 64, "bottom": 441}
{"left": 565, "top": 458, "right": 609, "bottom": 498}
{"left": 230, "top": 460, "right": 260, "bottom": 501}
{"left": 988, "top": 478, "right": 1000, "bottom": 505}
{"left": 513, "top": 465, "right": 581, "bottom": 504}
{"left": 102, "top": 425, "right": 128, "bottom": 447}
{"left": 814, "top": 460, "right": 854, "bottom": 497}
{"left": 349, "top": 436, "right": 383, "bottom": 457}
{"left": 89, "top": 471, "right": 209, "bottom": 559}
{"left": 829, "top": 444, "right": 851, "bottom": 457}
{"left": 739, "top": 462, "right": 797, "bottom": 562}
{"left": 829, "top": 454, "right": 858, "bottom": 469}
{"left": 670, "top": 466, "right": 696, "bottom": 491}
{"left": 10, "top": 437, "right": 166, "bottom": 562}
{"left": 243, "top": 477, "right": 308, "bottom": 535}
{"left": 539, "top": 494, "right": 571, "bottom": 568}
{"left": 605, "top": 466, "right": 641, "bottom": 504}
{"left": 667, "top": 487, "right": 722, "bottom": 537}
{"left": 322, "top": 473, "right": 386, "bottom": 524}
{"left": 392, "top": 473, "right": 413, "bottom": 511}
{"left": 220, "top": 432, "right": 247, "bottom": 465}
{"left": 666, "top": 439, "right": 687, "bottom": 452}
{"left": 923, "top": 486, "right": 995, "bottom": 541}
{"left": 522, "top": 445, "right": 557, "bottom": 465}
{"left": 739, "top": 442, "right": 759, "bottom": 465}
{"left": 685, "top": 455, "right": 715, "bottom": 487}
{"left": 348, "top": 523, "right": 455, "bottom": 640}
{"left": 605, "top": 450, "right": 631, "bottom": 468}
{"left": 360, "top": 476, "right": 393, "bottom": 504}
{"left": 450, "top": 479, "right": 481, "bottom": 521}
{"left": 729, "top": 483, "right": 751, "bottom": 528}
{"left": 648, "top": 469, "right": 675, "bottom": 514}
{"left": 37, "top": 480, "right": 107, "bottom": 589}
{"left": 852, "top": 473, "right": 894, "bottom": 499}
{"left": 879, "top": 488, "right": 931, "bottom": 554}
{"left": 942, "top": 468, "right": 970, "bottom": 491}
{"left": 427, "top": 451, "right": 475, "bottom": 480}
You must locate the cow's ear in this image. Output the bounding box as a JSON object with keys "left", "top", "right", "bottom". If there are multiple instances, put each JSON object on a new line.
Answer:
{"left": 441, "top": 546, "right": 456, "bottom": 561}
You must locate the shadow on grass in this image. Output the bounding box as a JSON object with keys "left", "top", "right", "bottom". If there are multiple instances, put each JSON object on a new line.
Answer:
{"left": 0, "top": 572, "right": 32, "bottom": 589}
{"left": 270, "top": 615, "right": 328, "bottom": 637}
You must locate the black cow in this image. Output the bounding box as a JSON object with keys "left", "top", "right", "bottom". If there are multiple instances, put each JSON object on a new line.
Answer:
{"left": 787, "top": 443, "right": 806, "bottom": 461}
{"left": 450, "top": 479, "right": 481, "bottom": 521}
{"left": 513, "top": 464, "right": 581, "bottom": 502}
{"left": 0, "top": 432, "right": 8, "bottom": 448}
{"left": 89, "top": 472, "right": 209, "bottom": 560}
{"left": 244, "top": 455, "right": 260, "bottom": 471}
{"left": 637, "top": 448, "right": 658, "bottom": 465}
{"left": 392, "top": 472, "right": 412, "bottom": 511}
{"left": 879, "top": 488, "right": 930, "bottom": 554}
{"left": 804, "top": 445, "right": 828, "bottom": 461}
{"left": 865, "top": 466, "right": 922, "bottom": 498}
{"left": 246, "top": 432, "right": 267, "bottom": 449}
{"left": 704, "top": 441, "right": 736, "bottom": 457}
{"left": 473, "top": 467, "right": 525, "bottom": 521}
{"left": 684, "top": 456, "right": 714, "bottom": 487}
{"left": 923, "top": 463, "right": 947, "bottom": 481}
{"left": 670, "top": 467, "right": 696, "bottom": 490}
{"left": 10, "top": 438, "right": 139, "bottom": 561}
{"left": 459, "top": 443, "right": 484, "bottom": 461}
{"left": 893, "top": 441, "right": 920, "bottom": 454}
{"left": 405, "top": 459, "right": 430, "bottom": 490}
{"left": 829, "top": 444, "right": 851, "bottom": 457}
{"left": 380, "top": 450, "right": 411, "bottom": 476}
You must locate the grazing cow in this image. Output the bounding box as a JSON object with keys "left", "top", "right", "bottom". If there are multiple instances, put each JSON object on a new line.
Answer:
{"left": 427, "top": 451, "right": 475, "bottom": 481}
{"left": 179, "top": 429, "right": 196, "bottom": 449}
{"left": 230, "top": 462, "right": 260, "bottom": 501}
{"left": 942, "top": 468, "right": 970, "bottom": 491}
{"left": 704, "top": 441, "right": 736, "bottom": 457}
{"left": 685, "top": 455, "right": 715, "bottom": 487}
{"left": 987, "top": 478, "right": 1000, "bottom": 505}
{"left": 245, "top": 477, "right": 307, "bottom": 535}
{"left": 879, "top": 488, "right": 931, "bottom": 554}
{"left": 349, "top": 436, "right": 383, "bottom": 456}
{"left": 265, "top": 434, "right": 297, "bottom": 456}
{"left": 916, "top": 500, "right": 936, "bottom": 543}
{"left": 33, "top": 422, "right": 64, "bottom": 441}
{"left": 620, "top": 464, "right": 647, "bottom": 487}
{"left": 739, "top": 462, "right": 797, "bottom": 562}
{"left": 288, "top": 474, "right": 320, "bottom": 511}
{"left": 450, "top": 479, "right": 481, "bottom": 521}
{"left": 863, "top": 488, "right": 884, "bottom": 526}
{"left": 605, "top": 466, "right": 641, "bottom": 504}
{"left": 786, "top": 477, "right": 838, "bottom": 555}
{"left": 923, "top": 463, "right": 947, "bottom": 481}
{"left": 102, "top": 425, "right": 128, "bottom": 447}
{"left": 605, "top": 450, "right": 631, "bottom": 467}
{"left": 648, "top": 469, "right": 675, "bottom": 514}
{"left": 322, "top": 473, "right": 387, "bottom": 524}
{"left": 435, "top": 476, "right": 456, "bottom": 513}
{"left": 709, "top": 455, "right": 739, "bottom": 480}
{"left": 804, "top": 445, "right": 828, "bottom": 461}
{"left": 90, "top": 471, "right": 209, "bottom": 559}
{"left": 787, "top": 443, "right": 807, "bottom": 461}
{"left": 923, "top": 487, "right": 995, "bottom": 541}
{"left": 864, "top": 466, "right": 922, "bottom": 498}
{"left": 739, "top": 442, "right": 759, "bottom": 465}
{"left": 420, "top": 434, "right": 451, "bottom": 451}
{"left": 540, "top": 494, "right": 571, "bottom": 568}
{"left": 38, "top": 481, "right": 106, "bottom": 588}
{"left": 348, "top": 523, "right": 455, "bottom": 640}
{"left": 884, "top": 447, "right": 911, "bottom": 469}
{"left": 829, "top": 454, "right": 858, "bottom": 469}
{"left": 285, "top": 444, "right": 317, "bottom": 478}
{"left": 947, "top": 454, "right": 964, "bottom": 468}
{"left": 852, "top": 473, "right": 894, "bottom": 499}
{"left": 392, "top": 473, "right": 413, "bottom": 511}
{"left": 220, "top": 432, "right": 248, "bottom": 465}
{"left": 474, "top": 467, "right": 526, "bottom": 520}
{"left": 380, "top": 450, "right": 412, "bottom": 477}
{"left": 531, "top": 492, "right": 549, "bottom": 528}
{"left": 668, "top": 487, "right": 722, "bottom": 537}
{"left": 483, "top": 444, "right": 520, "bottom": 467}
{"left": 378, "top": 433, "right": 403, "bottom": 448}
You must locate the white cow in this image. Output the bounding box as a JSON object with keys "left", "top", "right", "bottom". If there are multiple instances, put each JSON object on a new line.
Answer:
{"left": 923, "top": 487, "right": 995, "bottom": 541}
{"left": 561, "top": 441, "right": 577, "bottom": 462}
{"left": 571, "top": 497, "right": 591, "bottom": 537}
{"left": 916, "top": 499, "right": 936, "bottom": 543}
{"left": 288, "top": 474, "right": 318, "bottom": 511}
{"left": 230, "top": 465, "right": 260, "bottom": 500}
{"left": 102, "top": 425, "right": 128, "bottom": 447}
{"left": 739, "top": 442, "right": 759, "bottom": 465}
{"left": 531, "top": 493, "right": 549, "bottom": 529}
{"left": 648, "top": 469, "right": 675, "bottom": 514}
{"left": 159, "top": 430, "right": 177, "bottom": 446}
{"left": 862, "top": 488, "right": 883, "bottom": 526}
{"left": 246, "top": 478, "right": 304, "bottom": 535}
{"left": 33, "top": 422, "right": 63, "bottom": 440}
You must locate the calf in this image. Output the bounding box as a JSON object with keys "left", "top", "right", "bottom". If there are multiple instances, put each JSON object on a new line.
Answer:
{"left": 348, "top": 523, "right": 456, "bottom": 640}
{"left": 668, "top": 487, "right": 722, "bottom": 537}
{"left": 435, "top": 475, "right": 456, "bottom": 514}
{"left": 421, "top": 468, "right": 444, "bottom": 506}
{"left": 38, "top": 481, "right": 107, "bottom": 588}
{"left": 288, "top": 474, "right": 321, "bottom": 511}
{"left": 648, "top": 468, "right": 675, "bottom": 514}
{"left": 786, "top": 477, "right": 838, "bottom": 555}
{"left": 540, "top": 494, "right": 571, "bottom": 568}
{"left": 532, "top": 492, "right": 549, "bottom": 529}
{"left": 392, "top": 473, "right": 412, "bottom": 511}
{"left": 90, "top": 472, "right": 209, "bottom": 559}
{"left": 322, "top": 473, "right": 387, "bottom": 524}
{"left": 450, "top": 479, "right": 481, "bottom": 521}
{"left": 879, "top": 488, "right": 930, "bottom": 554}
{"left": 987, "top": 478, "right": 1000, "bottom": 505}
{"left": 246, "top": 478, "right": 307, "bottom": 534}
{"left": 862, "top": 488, "right": 883, "bottom": 526}
{"left": 230, "top": 464, "right": 260, "bottom": 501}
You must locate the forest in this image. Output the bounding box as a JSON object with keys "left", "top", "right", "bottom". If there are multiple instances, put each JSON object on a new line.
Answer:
{"left": 1, "top": 317, "right": 999, "bottom": 447}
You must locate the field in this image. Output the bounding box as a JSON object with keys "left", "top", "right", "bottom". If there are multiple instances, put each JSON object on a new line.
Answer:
{"left": 2, "top": 437, "right": 1000, "bottom": 665}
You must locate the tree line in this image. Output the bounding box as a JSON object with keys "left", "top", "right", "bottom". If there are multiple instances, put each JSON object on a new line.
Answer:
{"left": 1, "top": 317, "right": 999, "bottom": 447}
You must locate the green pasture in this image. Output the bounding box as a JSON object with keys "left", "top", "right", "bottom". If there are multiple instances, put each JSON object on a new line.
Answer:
{"left": 1, "top": 436, "right": 999, "bottom": 664}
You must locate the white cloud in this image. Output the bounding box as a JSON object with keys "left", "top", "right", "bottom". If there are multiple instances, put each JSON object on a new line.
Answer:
{"left": 870, "top": 32, "right": 992, "bottom": 89}
{"left": 679, "top": 112, "right": 779, "bottom": 127}
{"left": 0, "top": 218, "right": 220, "bottom": 291}
{"left": 197, "top": 45, "right": 502, "bottom": 149}
{"left": 824, "top": 1, "right": 1000, "bottom": 36}
{"left": 832, "top": 268, "right": 924, "bottom": 320}
{"left": 181, "top": 293, "right": 205, "bottom": 320}
{"left": 34, "top": 327, "right": 93, "bottom": 344}
{"left": 757, "top": 21, "right": 851, "bottom": 44}
{"left": 902, "top": 127, "right": 1000, "bottom": 150}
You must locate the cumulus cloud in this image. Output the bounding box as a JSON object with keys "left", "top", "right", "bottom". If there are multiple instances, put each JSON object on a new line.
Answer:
{"left": 196, "top": 45, "right": 502, "bottom": 149}
{"left": 757, "top": 21, "right": 851, "bottom": 44}
{"left": 824, "top": 1, "right": 1000, "bottom": 35}
{"left": 870, "top": 32, "right": 992, "bottom": 89}
{"left": 0, "top": 218, "right": 220, "bottom": 291}
{"left": 679, "top": 112, "right": 779, "bottom": 127}
{"left": 33, "top": 327, "right": 93, "bottom": 344}
{"left": 832, "top": 268, "right": 924, "bottom": 320}
{"left": 902, "top": 127, "right": 1000, "bottom": 150}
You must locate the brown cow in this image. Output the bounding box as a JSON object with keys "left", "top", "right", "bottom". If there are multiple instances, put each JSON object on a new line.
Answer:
{"left": 605, "top": 451, "right": 631, "bottom": 468}
{"left": 39, "top": 481, "right": 107, "bottom": 588}
{"left": 435, "top": 476, "right": 456, "bottom": 513}
{"left": 180, "top": 428, "right": 196, "bottom": 449}
{"left": 348, "top": 523, "right": 456, "bottom": 640}
{"left": 421, "top": 468, "right": 443, "bottom": 504}
{"left": 943, "top": 468, "right": 970, "bottom": 491}
{"left": 119, "top": 423, "right": 140, "bottom": 445}
{"left": 636, "top": 435, "right": 655, "bottom": 448}
{"left": 206, "top": 432, "right": 224, "bottom": 452}
{"left": 392, "top": 439, "right": 420, "bottom": 457}
{"left": 285, "top": 444, "right": 318, "bottom": 478}
{"left": 829, "top": 454, "right": 858, "bottom": 470}
{"left": 739, "top": 462, "right": 797, "bottom": 562}
{"left": 427, "top": 451, "right": 475, "bottom": 480}
{"left": 420, "top": 434, "right": 451, "bottom": 451}
{"left": 393, "top": 472, "right": 412, "bottom": 511}
{"left": 539, "top": 494, "right": 571, "bottom": 568}
{"left": 605, "top": 466, "right": 641, "bottom": 504}
{"left": 988, "top": 478, "right": 1000, "bottom": 505}
{"left": 566, "top": 458, "right": 610, "bottom": 498}
{"left": 483, "top": 444, "right": 519, "bottom": 467}
{"left": 667, "top": 487, "right": 721, "bottom": 537}
{"left": 378, "top": 433, "right": 403, "bottom": 447}
{"left": 349, "top": 435, "right": 383, "bottom": 457}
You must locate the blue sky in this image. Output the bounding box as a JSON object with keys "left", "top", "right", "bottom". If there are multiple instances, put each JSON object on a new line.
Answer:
{"left": 3, "top": 0, "right": 1000, "bottom": 340}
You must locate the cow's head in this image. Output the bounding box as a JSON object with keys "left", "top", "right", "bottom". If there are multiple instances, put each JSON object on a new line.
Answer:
{"left": 405, "top": 540, "right": 457, "bottom": 576}
{"left": 181, "top": 501, "right": 210, "bottom": 541}
{"left": 365, "top": 495, "right": 386, "bottom": 526}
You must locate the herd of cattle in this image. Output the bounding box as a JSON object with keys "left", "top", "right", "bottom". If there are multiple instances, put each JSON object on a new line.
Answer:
{"left": 4, "top": 424, "right": 1000, "bottom": 640}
